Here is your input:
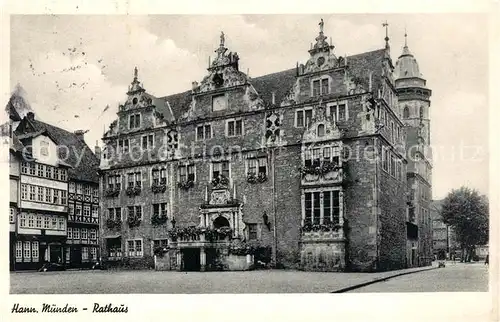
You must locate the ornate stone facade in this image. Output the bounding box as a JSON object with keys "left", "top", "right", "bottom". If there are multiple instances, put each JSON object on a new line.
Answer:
{"left": 99, "top": 21, "right": 433, "bottom": 272}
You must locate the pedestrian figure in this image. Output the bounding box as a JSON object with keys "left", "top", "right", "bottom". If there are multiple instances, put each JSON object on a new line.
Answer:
{"left": 485, "top": 254, "right": 489, "bottom": 265}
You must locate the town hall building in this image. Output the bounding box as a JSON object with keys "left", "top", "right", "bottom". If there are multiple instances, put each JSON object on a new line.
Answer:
{"left": 99, "top": 20, "right": 433, "bottom": 272}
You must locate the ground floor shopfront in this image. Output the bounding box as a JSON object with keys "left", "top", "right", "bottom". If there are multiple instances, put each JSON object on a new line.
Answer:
{"left": 10, "top": 234, "right": 99, "bottom": 270}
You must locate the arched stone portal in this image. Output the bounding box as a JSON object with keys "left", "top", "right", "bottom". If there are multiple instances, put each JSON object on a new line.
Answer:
{"left": 213, "top": 216, "right": 230, "bottom": 229}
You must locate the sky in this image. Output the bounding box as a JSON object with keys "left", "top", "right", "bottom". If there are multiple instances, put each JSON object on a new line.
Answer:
{"left": 9, "top": 14, "right": 489, "bottom": 199}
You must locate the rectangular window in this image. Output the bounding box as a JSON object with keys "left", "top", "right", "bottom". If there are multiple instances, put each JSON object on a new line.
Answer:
{"left": 21, "top": 162, "right": 28, "bottom": 174}
{"left": 28, "top": 214, "right": 34, "bottom": 228}
{"left": 212, "top": 161, "right": 229, "bottom": 179}
{"left": 28, "top": 186, "right": 35, "bottom": 201}
{"left": 136, "top": 206, "right": 142, "bottom": 220}
{"left": 69, "top": 182, "right": 75, "bottom": 193}
{"left": 390, "top": 155, "right": 396, "bottom": 177}
{"left": 90, "top": 247, "right": 97, "bottom": 260}
{"left": 323, "top": 191, "right": 331, "bottom": 224}
{"left": 83, "top": 185, "right": 90, "bottom": 195}
{"left": 179, "top": 164, "right": 195, "bottom": 182}
{"left": 332, "top": 191, "right": 340, "bottom": 224}
{"left": 76, "top": 204, "right": 82, "bottom": 216}
{"left": 29, "top": 163, "right": 36, "bottom": 175}
{"left": 37, "top": 164, "right": 44, "bottom": 177}
{"left": 312, "top": 79, "right": 320, "bottom": 97}
{"left": 127, "top": 173, "right": 134, "bottom": 188}
{"left": 312, "top": 148, "right": 321, "bottom": 167}
{"left": 92, "top": 205, "right": 99, "bottom": 218}
{"left": 51, "top": 216, "right": 57, "bottom": 229}
{"left": 196, "top": 124, "right": 212, "bottom": 141}
{"left": 153, "top": 239, "right": 168, "bottom": 249}
{"left": 321, "top": 78, "right": 329, "bottom": 95}
{"left": 23, "top": 241, "right": 31, "bottom": 262}
{"left": 142, "top": 134, "right": 154, "bottom": 149}
{"left": 61, "top": 191, "right": 67, "bottom": 205}
{"left": 60, "top": 169, "right": 67, "bottom": 181}
{"left": 32, "top": 241, "right": 39, "bottom": 261}
{"left": 92, "top": 187, "right": 99, "bottom": 197}
{"left": 313, "top": 191, "right": 321, "bottom": 225}
{"left": 21, "top": 184, "right": 27, "bottom": 200}
{"left": 115, "top": 175, "right": 122, "bottom": 190}
{"left": 54, "top": 168, "right": 60, "bottom": 180}
{"left": 20, "top": 213, "right": 26, "bottom": 227}
{"left": 129, "top": 114, "right": 141, "bottom": 129}
{"left": 382, "top": 149, "right": 388, "bottom": 171}
{"left": 68, "top": 227, "right": 73, "bottom": 239}
{"left": 16, "top": 241, "right": 23, "bottom": 262}
{"left": 73, "top": 228, "right": 80, "bottom": 240}
{"left": 82, "top": 247, "right": 89, "bottom": 261}
{"left": 43, "top": 216, "right": 50, "bottom": 229}
{"left": 295, "top": 108, "right": 313, "bottom": 127}
{"left": 37, "top": 186, "right": 44, "bottom": 202}
{"left": 152, "top": 169, "right": 159, "bottom": 185}
{"left": 338, "top": 104, "right": 347, "bottom": 121}
{"left": 135, "top": 172, "right": 142, "bottom": 188}
{"left": 69, "top": 204, "right": 74, "bottom": 216}
{"left": 45, "top": 166, "right": 52, "bottom": 179}
{"left": 227, "top": 119, "right": 243, "bottom": 137}
{"left": 53, "top": 190, "right": 59, "bottom": 204}
{"left": 58, "top": 217, "right": 65, "bottom": 230}
{"left": 76, "top": 184, "right": 82, "bottom": 195}
{"left": 81, "top": 228, "right": 88, "bottom": 241}
{"left": 248, "top": 224, "right": 258, "bottom": 240}
{"left": 305, "top": 192, "right": 312, "bottom": 224}
{"left": 127, "top": 240, "right": 135, "bottom": 257}
{"left": 83, "top": 205, "right": 91, "bottom": 217}
{"left": 90, "top": 229, "right": 97, "bottom": 240}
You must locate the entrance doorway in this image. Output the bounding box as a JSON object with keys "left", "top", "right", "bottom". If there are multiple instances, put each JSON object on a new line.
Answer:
{"left": 50, "top": 245, "right": 63, "bottom": 263}
{"left": 182, "top": 248, "right": 201, "bottom": 271}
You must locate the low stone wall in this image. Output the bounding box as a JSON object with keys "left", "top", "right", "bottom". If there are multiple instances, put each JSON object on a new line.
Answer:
{"left": 300, "top": 239, "right": 345, "bottom": 272}
{"left": 223, "top": 254, "right": 253, "bottom": 271}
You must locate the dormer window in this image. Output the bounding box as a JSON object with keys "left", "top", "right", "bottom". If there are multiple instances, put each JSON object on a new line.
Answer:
{"left": 317, "top": 124, "right": 325, "bottom": 137}
{"left": 311, "top": 77, "right": 330, "bottom": 97}
{"left": 129, "top": 113, "right": 141, "bottom": 129}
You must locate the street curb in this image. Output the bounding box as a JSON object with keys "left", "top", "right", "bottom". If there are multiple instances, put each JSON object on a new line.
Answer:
{"left": 331, "top": 266, "right": 439, "bottom": 293}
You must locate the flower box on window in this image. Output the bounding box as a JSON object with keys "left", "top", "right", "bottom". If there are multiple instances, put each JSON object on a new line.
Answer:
{"left": 127, "top": 215, "right": 141, "bottom": 228}
{"left": 302, "top": 222, "right": 342, "bottom": 233}
{"left": 151, "top": 213, "right": 168, "bottom": 226}
{"left": 104, "top": 188, "right": 120, "bottom": 198}
{"left": 106, "top": 218, "right": 122, "bottom": 230}
{"left": 247, "top": 172, "right": 268, "bottom": 184}
{"left": 177, "top": 180, "right": 194, "bottom": 190}
{"left": 211, "top": 175, "right": 230, "bottom": 188}
{"left": 126, "top": 185, "right": 142, "bottom": 197}
{"left": 151, "top": 183, "right": 167, "bottom": 194}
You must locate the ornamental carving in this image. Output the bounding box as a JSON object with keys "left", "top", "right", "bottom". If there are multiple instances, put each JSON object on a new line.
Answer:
{"left": 281, "top": 81, "right": 300, "bottom": 107}
{"left": 210, "top": 189, "right": 231, "bottom": 205}
{"left": 265, "top": 111, "right": 283, "bottom": 145}
{"left": 302, "top": 102, "right": 341, "bottom": 143}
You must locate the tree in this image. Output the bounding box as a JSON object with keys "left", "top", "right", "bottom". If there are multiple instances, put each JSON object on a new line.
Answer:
{"left": 440, "top": 187, "right": 489, "bottom": 262}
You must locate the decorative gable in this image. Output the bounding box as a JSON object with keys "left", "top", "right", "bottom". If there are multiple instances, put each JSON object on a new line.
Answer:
{"left": 302, "top": 101, "right": 342, "bottom": 143}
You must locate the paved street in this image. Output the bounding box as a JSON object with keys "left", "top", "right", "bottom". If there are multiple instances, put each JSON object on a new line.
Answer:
{"left": 11, "top": 262, "right": 486, "bottom": 294}
{"left": 11, "top": 266, "right": 435, "bottom": 294}
{"left": 349, "top": 262, "right": 488, "bottom": 292}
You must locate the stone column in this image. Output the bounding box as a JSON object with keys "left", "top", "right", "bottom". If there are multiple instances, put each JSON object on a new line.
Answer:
{"left": 200, "top": 248, "right": 206, "bottom": 271}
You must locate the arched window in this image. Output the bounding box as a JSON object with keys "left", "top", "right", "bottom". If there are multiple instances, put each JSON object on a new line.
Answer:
{"left": 317, "top": 124, "right": 325, "bottom": 137}
{"left": 403, "top": 106, "right": 410, "bottom": 119}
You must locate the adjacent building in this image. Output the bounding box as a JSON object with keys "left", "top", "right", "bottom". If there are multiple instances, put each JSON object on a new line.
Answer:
{"left": 10, "top": 103, "right": 100, "bottom": 269}
{"left": 98, "top": 20, "right": 433, "bottom": 272}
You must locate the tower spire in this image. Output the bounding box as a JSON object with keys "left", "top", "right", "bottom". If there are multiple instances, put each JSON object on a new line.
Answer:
{"left": 382, "top": 20, "right": 390, "bottom": 49}
{"left": 404, "top": 26, "right": 408, "bottom": 47}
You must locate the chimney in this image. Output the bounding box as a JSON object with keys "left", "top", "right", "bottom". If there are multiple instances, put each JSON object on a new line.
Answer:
{"left": 27, "top": 112, "right": 35, "bottom": 120}
{"left": 94, "top": 141, "right": 101, "bottom": 160}
{"left": 192, "top": 81, "right": 198, "bottom": 90}
{"left": 271, "top": 92, "right": 276, "bottom": 105}
{"left": 74, "top": 130, "right": 86, "bottom": 141}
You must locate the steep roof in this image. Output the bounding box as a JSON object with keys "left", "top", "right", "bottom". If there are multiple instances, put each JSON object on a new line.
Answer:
{"left": 15, "top": 117, "right": 100, "bottom": 183}
{"left": 154, "top": 49, "right": 385, "bottom": 121}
